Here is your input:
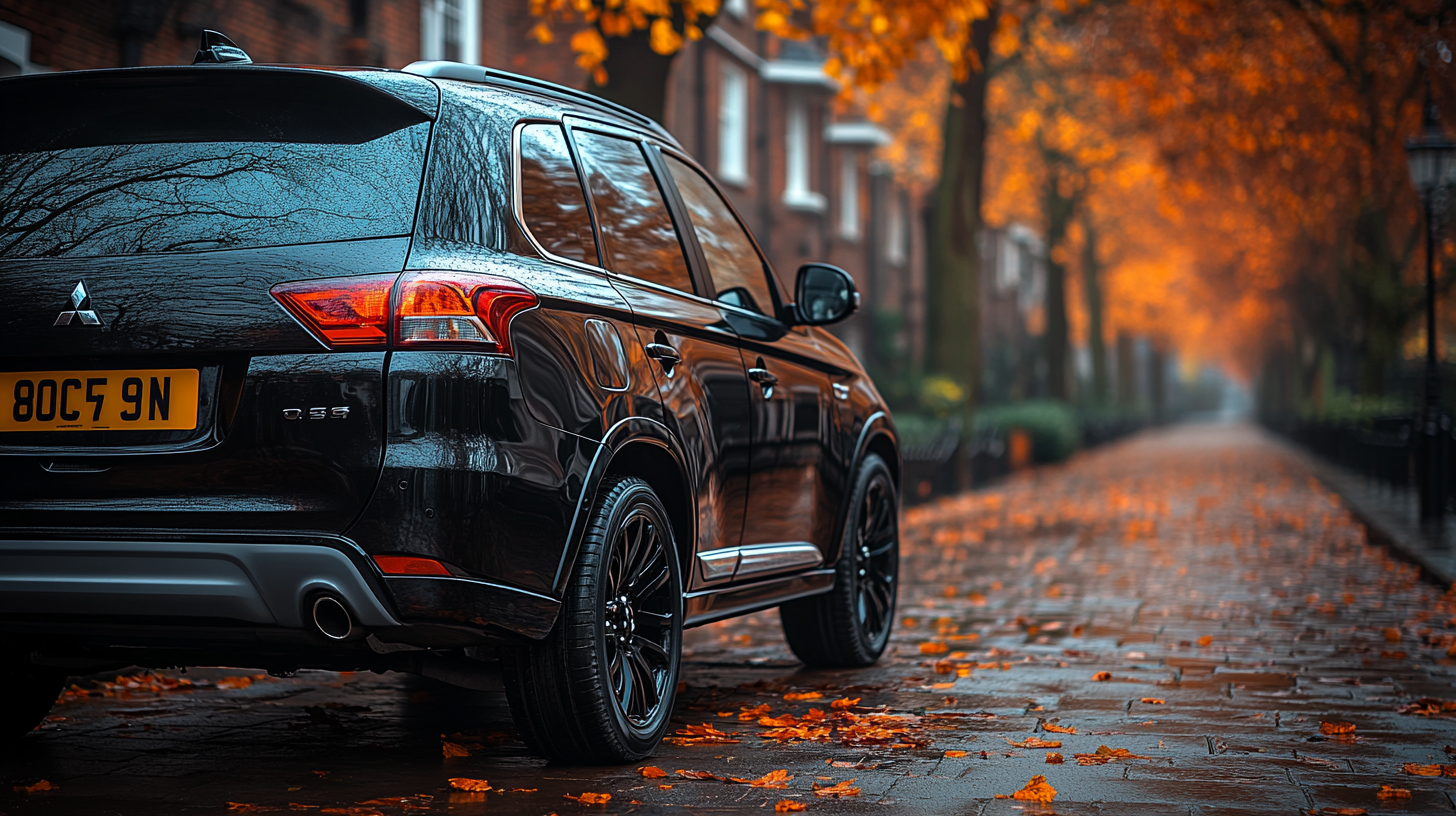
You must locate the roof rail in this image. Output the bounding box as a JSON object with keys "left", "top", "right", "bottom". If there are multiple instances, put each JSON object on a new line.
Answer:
{"left": 401, "top": 60, "right": 672, "bottom": 141}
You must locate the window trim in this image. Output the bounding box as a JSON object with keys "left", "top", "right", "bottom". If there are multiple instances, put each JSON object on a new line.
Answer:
{"left": 838, "top": 149, "right": 860, "bottom": 241}
{"left": 510, "top": 118, "right": 608, "bottom": 275}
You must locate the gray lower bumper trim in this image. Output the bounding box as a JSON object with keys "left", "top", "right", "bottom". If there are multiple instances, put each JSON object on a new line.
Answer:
{"left": 0, "top": 540, "right": 399, "bottom": 628}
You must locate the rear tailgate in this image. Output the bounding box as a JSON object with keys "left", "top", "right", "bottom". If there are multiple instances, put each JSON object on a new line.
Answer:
{"left": 0, "top": 67, "right": 437, "bottom": 535}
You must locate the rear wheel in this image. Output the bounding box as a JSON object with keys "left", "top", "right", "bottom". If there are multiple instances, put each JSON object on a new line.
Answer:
{"left": 502, "top": 476, "right": 682, "bottom": 763}
{"left": 1, "top": 655, "right": 65, "bottom": 742}
{"left": 781, "top": 453, "right": 898, "bottom": 667}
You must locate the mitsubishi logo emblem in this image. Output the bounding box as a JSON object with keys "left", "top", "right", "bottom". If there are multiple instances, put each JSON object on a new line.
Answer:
{"left": 54, "top": 281, "right": 102, "bottom": 326}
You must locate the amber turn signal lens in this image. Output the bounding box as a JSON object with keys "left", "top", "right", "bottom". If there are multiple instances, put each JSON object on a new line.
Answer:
{"left": 372, "top": 555, "right": 452, "bottom": 576}
{"left": 395, "top": 271, "right": 537, "bottom": 353}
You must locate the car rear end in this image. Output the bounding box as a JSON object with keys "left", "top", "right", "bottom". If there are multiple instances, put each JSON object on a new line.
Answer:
{"left": 0, "top": 66, "right": 438, "bottom": 671}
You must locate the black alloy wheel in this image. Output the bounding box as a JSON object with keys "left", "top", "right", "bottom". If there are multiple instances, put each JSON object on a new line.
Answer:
{"left": 502, "top": 476, "right": 683, "bottom": 763}
{"left": 781, "top": 453, "right": 899, "bottom": 667}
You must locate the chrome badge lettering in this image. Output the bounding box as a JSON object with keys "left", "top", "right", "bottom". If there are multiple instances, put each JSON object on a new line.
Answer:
{"left": 54, "top": 281, "right": 103, "bottom": 326}
{"left": 282, "top": 406, "right": 350, "bottom": 420}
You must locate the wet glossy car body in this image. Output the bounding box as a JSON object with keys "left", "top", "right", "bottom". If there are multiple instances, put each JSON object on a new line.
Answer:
{"left": 0, "top": 51, "right": 900, "bottom": 759}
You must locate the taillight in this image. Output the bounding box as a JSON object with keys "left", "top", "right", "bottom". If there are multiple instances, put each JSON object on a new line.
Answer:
{"left": 271, "top": 274, "right": 394, "bottom": 347}
{"left": 395, "top": 271, "right": 537, "bottom": 354}
{"left": 372, "top": 555, "right": 452, "bottom": 576}
{"left": 270, "top": 271, "right": 537, "bottom": 353}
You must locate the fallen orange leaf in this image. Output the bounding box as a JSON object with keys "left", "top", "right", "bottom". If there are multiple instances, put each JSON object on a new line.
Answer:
{"left": 783, "top": 692, "right": 823, "bottom": 701}
{"left": 1074, "top": 746, "right": 1153, "bottom": 766}
{"left": 1006, "top": 736, "right": 1062, "bottom": 748}
{"left": 943, "top": 750, "right": 968, "bottom": 758}
{"left": 830, "top": 697, "right": 861, "bottom": 709}
{"left": 729, "top": 769, "right": 793, "bottom": 788}
{"left": 1384, "top": 628, "right": 1402, "bottom": 643}
{"left": 1197, "top": 636, "right": 1213, "bottom": 647}
{"left": 666, "top": 723, "right": 740, "bottom": 745}
{"left": 812, "top": 779, "right": 860, "bottom": 798}
{"left": 918, "top": 642, "right": 949, "bottom": 655}
{"left": 1010, "top": 775, "right": 1057, "bottom": 803}
{"left": 1046, "top": 752, "right": 1064, "bottom": 764}
{"left": 1317, "top": 809, "right": 1366, "bottom": 815}
{"left": 1319, "top": 721, "right": 1355, "bottom": 735}
{"left": 1092, "top": 671, "right": 1112, "bottom": 681}
{"left": 441, "top": 738, "right": 471, "bottom": 758}
{"left": 1401, "top": 762, "right": 1456, "bottom": 776}
{"left": 774, "top": 801, "right": 807, "bottom": 812}
{"left": 564, "top": 792, "right": 611, "bottom": 805}
{"left": 448, "top": 778, "right": 491, "bottom": 792}
{"left": 739, "top": 704, "right": 771, "bottom": 720}
{"left": 639, "top": 766, "right": 667, "bottom": 778}
{"left": 1042, "top": 723, "right": 1076, "bottom": 734}
{"left": 16, "top": 781, "right": 57, "bottom": 794}
{"left": 1376, "top": 785, "right": 1412, "bottom": 800}
{"left": 1140, "top": 698, "right": 1165, "bottom": 704}
{"left": 675, "top": 770, "right": 723, "bottom": 781}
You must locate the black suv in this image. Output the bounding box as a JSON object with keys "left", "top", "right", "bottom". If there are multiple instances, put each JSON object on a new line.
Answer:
{"left": 0, "top": 38, "right": 901, "bottom": 763}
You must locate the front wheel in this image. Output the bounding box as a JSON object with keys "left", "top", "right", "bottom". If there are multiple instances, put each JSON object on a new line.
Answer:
{"left": 502, "top": 476, "right": 683, "bottom": 763}
{"left": 781, "top": 452, "right": 899, "bottom": 667}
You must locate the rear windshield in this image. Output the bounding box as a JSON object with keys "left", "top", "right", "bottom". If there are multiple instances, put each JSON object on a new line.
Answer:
{"left": 0, "top": 69, "right": 432, "bottom": 259}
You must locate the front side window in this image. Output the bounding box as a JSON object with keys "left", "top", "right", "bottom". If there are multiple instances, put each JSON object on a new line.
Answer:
{"left": 573, "top": 130, "right": 694, "bottom": 293}
{"left": 664, "top": 155, "right": 775, "bottom": 316}
{"left": 517, "top": 123, "right": 597, "bottom": 264}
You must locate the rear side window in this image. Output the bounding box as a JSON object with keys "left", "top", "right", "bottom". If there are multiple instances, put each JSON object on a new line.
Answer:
{"left": 517, "top": 123, "right": 598, "bottom": 264}
{"left": 572, "top": 130, "right": 694, "bottom": 294}
{"left": 663, "top": 155, "right": 776, "bottom": 316}
{"left": 0, "top": 70, "right": 431, "bottom": 259}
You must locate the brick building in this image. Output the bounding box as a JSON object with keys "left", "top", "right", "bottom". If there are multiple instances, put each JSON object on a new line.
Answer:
{"left": 1, "top": 0, "right": 925, "bottom": 371}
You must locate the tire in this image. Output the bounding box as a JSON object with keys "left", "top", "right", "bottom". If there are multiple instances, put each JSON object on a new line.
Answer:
{"left": 502, "top": 476, "right": 683, "bottom": 763}
{"left": 1, "top": 656, "right": 65, "bottom": 742}
{"left": 781, "top": 452, "right": 899, "bottom": 667}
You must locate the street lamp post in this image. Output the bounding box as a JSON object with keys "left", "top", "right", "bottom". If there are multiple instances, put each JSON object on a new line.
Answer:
{"left": 1406, "top": 84, "right": 1456, "bottom": 524}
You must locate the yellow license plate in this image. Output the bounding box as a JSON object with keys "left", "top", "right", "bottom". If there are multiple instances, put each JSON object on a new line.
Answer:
{"left": 1, "top": 369, "right": 200, "bottom": 432}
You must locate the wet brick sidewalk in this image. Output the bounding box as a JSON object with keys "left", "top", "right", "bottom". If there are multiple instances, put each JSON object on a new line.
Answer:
{"left": 5, "top": 422, "right": 1456, "bottom": 815}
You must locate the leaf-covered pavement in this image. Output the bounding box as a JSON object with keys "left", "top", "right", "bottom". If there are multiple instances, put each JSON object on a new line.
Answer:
{"left": 6, "top": 423, "right": 1456, "bottom": 815}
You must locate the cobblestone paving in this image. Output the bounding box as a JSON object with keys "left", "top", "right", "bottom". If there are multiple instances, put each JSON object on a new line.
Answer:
{"left": 5, "top": 423, "right": 1456, "bottom": 816}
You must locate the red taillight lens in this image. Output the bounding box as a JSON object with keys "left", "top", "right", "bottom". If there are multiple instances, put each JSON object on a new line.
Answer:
{"left": 372, "top": 555, "right": 452, "bottom": 576}
{"left": 395, "top": 271, "right": 538, "bottom": 354}
{"left": 271, "top": 275, "right": 395, "bottom": 347}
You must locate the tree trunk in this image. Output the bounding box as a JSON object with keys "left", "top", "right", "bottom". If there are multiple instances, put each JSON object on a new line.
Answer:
{"left": 1116, "top": 333, "right": 1137, "bottom": 409}
{"left": 588, "top": 10, "right": 717, "bottom": 123}
{"left": 1041, "top": 159, "right": 1077, "bottom": 403}
{"left": 925, "top": 11, "right": 996, "bottom": 411}
{"left": 1081, "top": 215, "right": 1108, "bottom": 407}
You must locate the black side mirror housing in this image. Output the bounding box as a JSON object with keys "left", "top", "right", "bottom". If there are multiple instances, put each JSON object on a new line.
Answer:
{"left": 789, "top": 263, "right": 859, "bottom": 326}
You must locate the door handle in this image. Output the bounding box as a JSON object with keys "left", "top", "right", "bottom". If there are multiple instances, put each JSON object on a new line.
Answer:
{"left": 748, "top": 367, "right": 778, "bottom": 386}
{"left": 832, "top": 383, "right": 850, "bottom": 400}
{"left": 645, "top": 342, "right": 681, "bottom": 366}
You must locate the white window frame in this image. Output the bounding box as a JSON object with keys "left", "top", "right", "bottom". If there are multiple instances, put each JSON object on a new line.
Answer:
{"left": 421, "top": 0, "right": 480, "bottom": 65}
{"left": 838, "top": 150, "right": 859, "bottom": 240}
{"left": 717, "top": 62, "right": 749, "bottom": 186}
{"left": 884, "top": 187, "right": 906, "bottom": 265}
{"left": 783, "top": 92, "right": 825, "bottom": 212}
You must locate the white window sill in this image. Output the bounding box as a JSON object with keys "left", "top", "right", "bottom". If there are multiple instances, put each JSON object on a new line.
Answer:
{"left": 782, "top": 190, "right": 826, "bottom": 213}
{"left": 718, "top": 170, "right": 750, "bottom": 189}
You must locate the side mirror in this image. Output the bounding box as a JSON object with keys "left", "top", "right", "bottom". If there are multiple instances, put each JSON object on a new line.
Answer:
{"left": 791, "top": 263, "right": 858, "bottom": 326}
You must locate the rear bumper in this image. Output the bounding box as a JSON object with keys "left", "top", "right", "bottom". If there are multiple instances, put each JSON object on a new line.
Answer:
{"left": 0, "top": 538, "right": 400, "bottom": 629}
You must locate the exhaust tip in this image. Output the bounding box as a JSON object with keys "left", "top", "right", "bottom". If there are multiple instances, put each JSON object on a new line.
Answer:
{"left": 312, "top": 595, "right": 353, "bottom": 640}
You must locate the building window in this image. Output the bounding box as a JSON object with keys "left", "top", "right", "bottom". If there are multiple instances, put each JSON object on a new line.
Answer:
{"left": 718, "top": 63, "right": 749, "bottom": 186}
{"left": 884, "top": 187, "right": 906, "bottom": 265}
{"left": 783, "top": 93, "right": 825, "bottom": 211}
{"left": 838, "top": 151, "right": 859, "bottom": 240}
{"left": 725, "top": 0, "right": 749, "bottom": 17}
{"left": 421, "top": 0, "right": 479, "bottom": 64}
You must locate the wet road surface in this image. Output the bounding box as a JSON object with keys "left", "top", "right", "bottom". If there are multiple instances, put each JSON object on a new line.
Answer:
{"left": 6, "top": 423, "right": 1456, "bottom": 815}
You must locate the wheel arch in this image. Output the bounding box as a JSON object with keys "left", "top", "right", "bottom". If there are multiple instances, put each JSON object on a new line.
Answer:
{"left": 552, "top": 417, "right": 696, "bottom": 597}
{"left": 825, "top": 411, "right": 900, "bottom": 566}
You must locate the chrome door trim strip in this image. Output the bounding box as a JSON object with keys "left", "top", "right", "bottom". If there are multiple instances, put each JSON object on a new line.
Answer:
{"left": 695, "top": 542, "right": 822, "bottom": 583}
{"left": 697, "top": 547, "right": 739, "bottom": 581}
